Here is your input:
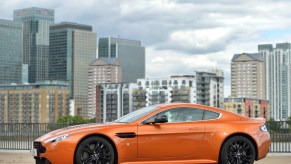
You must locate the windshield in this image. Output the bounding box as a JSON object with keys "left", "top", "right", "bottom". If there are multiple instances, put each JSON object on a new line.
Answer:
{"left": 114, "top": 106, "right": 159, "bottom": 123}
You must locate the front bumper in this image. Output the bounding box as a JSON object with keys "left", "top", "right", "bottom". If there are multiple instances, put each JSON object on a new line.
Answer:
{"left": 31, "top": 141, "right": 75, "bottom": 164}
{"left": 256, "top": 131, "right": 271, "bottom": 160}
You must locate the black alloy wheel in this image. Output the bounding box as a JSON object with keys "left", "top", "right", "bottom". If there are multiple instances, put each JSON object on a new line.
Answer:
{"left": 75, "top": 136, "right": 116, "bottom": 164}
{"left": 220, "top": 136, "right": 255, "bottom": 164}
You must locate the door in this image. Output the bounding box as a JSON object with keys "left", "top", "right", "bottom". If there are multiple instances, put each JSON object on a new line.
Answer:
{"left": 137, "top": 107, "right": 205, "bottom": 160}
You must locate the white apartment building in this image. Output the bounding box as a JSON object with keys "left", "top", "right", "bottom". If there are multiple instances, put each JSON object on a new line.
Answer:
{"left": 195, "top": 70, "right": 224, "bottom": 108}
{"left": 134, "top": 75, "right": 197, "bottom": 110}
{"left": 95, "top": 83, "right": 137, "bottom": 123}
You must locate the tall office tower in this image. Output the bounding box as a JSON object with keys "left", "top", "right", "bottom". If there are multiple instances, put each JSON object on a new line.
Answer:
{"left": 49, "top": 22, "right": 97, "bottom": 117}
{"left": 195, "top": 70, "right": 224, "bottom": 108}
{"left": 259, "top": 43, "right": 291, "bottom": 120}
{"left": 0, "top": 19, "right": 22, "bottom": 84}
{"left": 96, "top": 83, "right": 136, "bottom": 122}
{"left": 88, "top": 58, "right": 122, "bottom": 118}
{"left": 134, "top": 75, "right": 197, "bottom": 111}
{"left": 231, "top": 53, "right": 264, "bottom": 99}
{"left": 98, "top": 37, "right": 145, "bottom": 83}
{"left": 0, "top": 80, "right": 69, "bottom": 123}
{"left": 13, "top": 7, "right": 54, "bottom": 83}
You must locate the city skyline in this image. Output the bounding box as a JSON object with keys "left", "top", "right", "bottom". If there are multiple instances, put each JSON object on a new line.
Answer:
{"left": 3, "top": 0, "right": 291, "bottom": 97}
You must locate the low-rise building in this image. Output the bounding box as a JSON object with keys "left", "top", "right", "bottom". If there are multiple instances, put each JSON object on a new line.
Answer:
{"left": 224, "top": 97, "right": 269, "bottom": 119}
{"left": 0, "top": 80, "right": 69, "bottom": 123}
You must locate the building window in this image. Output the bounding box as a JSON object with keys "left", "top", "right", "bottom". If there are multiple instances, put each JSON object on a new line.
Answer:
{"left": 237, "top": 104, "right": 242, "bottom": 114}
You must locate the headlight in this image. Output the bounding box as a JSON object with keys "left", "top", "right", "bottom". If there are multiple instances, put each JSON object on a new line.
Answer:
{"left": 260, "top": 125, "right": 268, "bottom": 132}
{"left": 46, "top": 134, "right": 70, "bottom": 143}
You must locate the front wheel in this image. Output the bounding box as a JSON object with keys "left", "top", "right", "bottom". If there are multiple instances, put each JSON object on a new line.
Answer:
{"left": 75, "top": 136, "right": 116, "bottom": 164}
{"left": 220, "top": 136, "right": 256, "bottom": 164}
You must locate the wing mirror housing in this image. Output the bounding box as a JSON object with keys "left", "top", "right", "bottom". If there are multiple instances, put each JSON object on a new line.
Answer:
{"left": 155, "top": 115, "right": 168, "bottom": 123}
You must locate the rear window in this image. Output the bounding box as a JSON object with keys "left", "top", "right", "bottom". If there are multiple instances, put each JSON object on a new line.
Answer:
{"left": 203, "top": 110, "right": 220, "bottom": 120}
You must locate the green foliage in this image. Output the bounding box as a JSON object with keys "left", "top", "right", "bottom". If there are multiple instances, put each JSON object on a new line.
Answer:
{"left": 287, "top": 116, "right": 291, "bottom": 132}
{"left": 267, "top": 117, "right": 281, "bottom": 132}
{"left": 57, "top": 115, "right": 95, "bottom": 124}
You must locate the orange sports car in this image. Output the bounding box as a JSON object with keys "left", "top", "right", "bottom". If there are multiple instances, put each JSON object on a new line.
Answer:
{"left": 31, "top": 103, "right": 270, "bottom": 164}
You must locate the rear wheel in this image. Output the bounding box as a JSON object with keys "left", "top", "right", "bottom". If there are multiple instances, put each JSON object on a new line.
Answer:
{"left": 220, "top": 136, "right": 255, "bottom": 164}
{"left": 74, "top": 136, "right": 116, "bottom": 164}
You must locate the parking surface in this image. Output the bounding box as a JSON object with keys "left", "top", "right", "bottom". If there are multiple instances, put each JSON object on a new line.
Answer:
{"left": 0, "top": 150, "right": 290, "bottom": 164}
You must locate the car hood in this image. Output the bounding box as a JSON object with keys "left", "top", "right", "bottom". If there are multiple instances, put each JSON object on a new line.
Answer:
{"left": 36, "top": 122, "right": 126, "bottom": 142}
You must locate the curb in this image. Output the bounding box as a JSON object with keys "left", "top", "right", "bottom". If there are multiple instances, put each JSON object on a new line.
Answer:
{"left": 268, "top": 153, "right": 291, "bottom": 156}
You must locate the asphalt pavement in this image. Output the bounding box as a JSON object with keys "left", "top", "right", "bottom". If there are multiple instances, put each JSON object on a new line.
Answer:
{"left": 0, "top": 150, "right": 290, "bottom": 164}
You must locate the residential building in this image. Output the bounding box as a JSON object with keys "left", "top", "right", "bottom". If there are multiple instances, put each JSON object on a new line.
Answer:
{"left": 13, "top": 7, "right": 54, "bottom": 83}
{"left": 0, "top": 80, "right": 69, "bottom": 123}
{"left": 259, "top": 43, "right": 291, "bottom": 120}
{"left": 96, "top": 83, "right": 137, "bottom": 122}
{"left": 231, "top": 53, "right": 264, "bottom": 99}
{"left": 224, "top": 97, "right": 269, "bottom": 119}
{"left": 88, "top": 58, "right": 122, "bottom": 118}
{"left": 98, "top": 37, "right": 145, "bottom": 83}
{"left": 49, "top": 22, "right": 97, "bottom": 118}
{"left": 134, "top": 75, "right": 197, "bottom": 110}
{"left": 0, "top": 19, "right": 22, "bottom": 84}
{"left": 195, "top": 70, "right": 224, "bottom": 108}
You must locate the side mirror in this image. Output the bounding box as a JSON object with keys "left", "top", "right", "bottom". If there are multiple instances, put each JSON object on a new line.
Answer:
{"left": 155, "top": 115, "right": 168, "bottom": 123}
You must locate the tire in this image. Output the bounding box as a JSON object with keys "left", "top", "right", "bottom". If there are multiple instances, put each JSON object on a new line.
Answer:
{"left": 35, "top": 158, "right": 51, "bottom": 164}
{"left": 220, "top": 136, "right": 256, "bottom": 164}
{"left": 74, "top": 136, "right": 116, "bottom": 164}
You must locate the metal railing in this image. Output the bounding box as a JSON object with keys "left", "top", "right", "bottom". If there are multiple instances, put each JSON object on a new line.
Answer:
{"left": 266, "top": 121, "right": 291, "bottom": 153}
{"left": 0, "top": 123, "right": 71, "bottom": 150}
{"left": 0, "top": 121, "right": 290, "bottom": 153}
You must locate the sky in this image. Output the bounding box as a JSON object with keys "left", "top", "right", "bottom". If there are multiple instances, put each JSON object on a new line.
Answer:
{"left": 2, "top": 0, "right": 291, "bottom": 97}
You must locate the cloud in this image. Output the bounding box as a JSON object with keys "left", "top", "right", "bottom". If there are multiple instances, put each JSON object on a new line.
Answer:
{"left": 3, "top": 0, "right": 291, "bottom": 97}
{"left": 163, "top": 28, "right": 234, "bottom": 54}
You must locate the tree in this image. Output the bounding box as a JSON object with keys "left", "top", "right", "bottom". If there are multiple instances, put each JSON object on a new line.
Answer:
{"left": 57, "top": 116, "right": 95, "bottom": 124}
{"left": 267, "top": 117, "right": 281, "bottom": 132}
{"left": 287, "top": 116, "right": 291, "bottom": 132}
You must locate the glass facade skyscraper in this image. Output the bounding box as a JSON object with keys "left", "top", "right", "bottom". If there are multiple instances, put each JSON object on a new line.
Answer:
{"left": 49, "top": 22, "right": 97, "bottom": 118}
{"left": 0, "top": 19, "right": 22, "bottom": 84}
{"left": 98, "top": 37, "right": 145, "bottom": 83}
{"left": 13, "top": 7, "right": 54, "bottom": 83}
{"left": 259, "top": 43, "right": 291, "bottom": 120}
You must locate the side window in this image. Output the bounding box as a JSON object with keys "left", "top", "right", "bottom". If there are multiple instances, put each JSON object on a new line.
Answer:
{"left": 203, "top": 110, "right": 220, "bottom": 120}
{"left": 147, "top": 107, "right": 204, "bottom": 123}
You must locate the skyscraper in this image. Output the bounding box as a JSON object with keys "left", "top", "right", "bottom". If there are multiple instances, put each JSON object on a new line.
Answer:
{"left": 0, "top": 19, "right": 22, "bottom": 84}
{"left": 231, "top": 53, "right": 264, "bottom": 99}
{"left": 49, "top": 22, "right": 97, "bottom": 117}
{"left": 259, "top": 43, "right": 291, "bottom": 120}
{"left": 88, "top": 58, "right": 122, "bottom": 118}
{"left": 13, "top": 7, "right": 54, "bottom": 83}
{"left": 98, "top": 37, "right": 145, "bottom": 83}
